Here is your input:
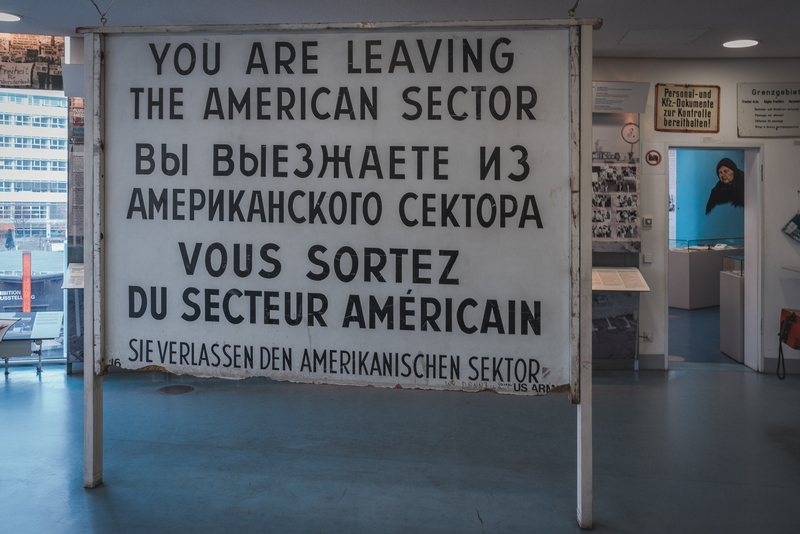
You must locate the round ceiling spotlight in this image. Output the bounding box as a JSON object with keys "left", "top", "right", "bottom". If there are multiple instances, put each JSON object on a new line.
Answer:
{"left": 723, "top": 39, "right": 759, "bottom": 49}
{"left": 0, "top": 12, "right": 21, "bottom": 22}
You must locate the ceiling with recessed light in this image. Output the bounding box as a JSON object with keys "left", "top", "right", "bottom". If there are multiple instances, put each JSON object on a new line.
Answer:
{"left": 0, "top": 0, "right": 795, "bottom": 58}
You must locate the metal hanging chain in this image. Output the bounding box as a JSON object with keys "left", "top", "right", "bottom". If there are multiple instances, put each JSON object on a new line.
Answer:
{"left": 568, "top": 0, "right": 581, "bottom": 18}
{"left": 89, "top": 0, "right": 117, "bottom": 26}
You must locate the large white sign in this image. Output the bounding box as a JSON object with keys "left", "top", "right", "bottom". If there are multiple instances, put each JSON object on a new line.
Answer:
{"left": 102, "top": 27, "right": 576, "bottom": 395}
{"left": 738, "top": 82, "right": 800, "bottom": 137}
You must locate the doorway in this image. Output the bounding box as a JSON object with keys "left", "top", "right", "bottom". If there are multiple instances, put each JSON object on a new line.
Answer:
{"left": 666, "top": 146, "right": 761, "bottom": 370}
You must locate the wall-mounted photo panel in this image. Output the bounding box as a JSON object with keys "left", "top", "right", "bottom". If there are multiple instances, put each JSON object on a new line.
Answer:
{"left": 592, "top": 113, "right": 641, "bottom": 252}
{"left": 0, "top": 34, "right": 64, "bottom": 90}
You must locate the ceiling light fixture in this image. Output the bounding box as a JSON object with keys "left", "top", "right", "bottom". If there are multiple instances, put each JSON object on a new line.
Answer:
{"left": 723, "top": 39, "right": 759, "bottom": 48}
{"left": 0, "top": 12, "right": 21, "bottom": 22}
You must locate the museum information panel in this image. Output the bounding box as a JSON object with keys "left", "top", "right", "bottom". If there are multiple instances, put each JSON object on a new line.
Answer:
{"left": 103, "top": 27, "right": 574, "bottom": 395}
{"left": 737, "top": 82, "right": 800, "bottom": 137}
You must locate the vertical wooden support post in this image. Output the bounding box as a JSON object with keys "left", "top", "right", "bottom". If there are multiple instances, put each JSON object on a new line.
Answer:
{"left": 84, "top": 361, "right": 103, "bottom": 487}
{"left": 84, "top": 32, "right": 104, "bottom": 489}
{"left": 577, "top": 23, "right": 594, "bottom": 530}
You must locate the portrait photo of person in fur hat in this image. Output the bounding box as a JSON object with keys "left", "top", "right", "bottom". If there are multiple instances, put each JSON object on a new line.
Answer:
{"left": 705, "top": 157, "right": 745, "bottom": 215}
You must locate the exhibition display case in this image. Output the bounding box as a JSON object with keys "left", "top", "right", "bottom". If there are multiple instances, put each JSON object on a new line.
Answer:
{"left": 669, "top": 237, "right": 744, "bottom": 250}
{"left": 668, "top": 239, "right": 744, "bottom": 310}
{"left": 591, "top": 268, "right": 650, "bottom": 368}
{"left": 719, "top": 266, "right": 744, "bottom": 363}
{"left": 722, "top": 254, "right": 744, "bottom": 275}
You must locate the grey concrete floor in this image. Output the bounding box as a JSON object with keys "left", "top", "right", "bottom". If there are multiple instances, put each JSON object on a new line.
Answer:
{"left": 668, "top": 306, "right": 738, "bottom": 364}
{"left": 2, "top": 366, "right": 799, "bottom": 533}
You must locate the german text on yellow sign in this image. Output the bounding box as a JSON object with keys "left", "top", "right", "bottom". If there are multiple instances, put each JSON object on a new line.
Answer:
{"left": 655, "top": 84, "right": 719, "bottom": 133}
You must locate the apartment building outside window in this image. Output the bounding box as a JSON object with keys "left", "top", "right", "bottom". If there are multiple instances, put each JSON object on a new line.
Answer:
{"left": 0, "top": 88, "right": 68, "bottom": 249}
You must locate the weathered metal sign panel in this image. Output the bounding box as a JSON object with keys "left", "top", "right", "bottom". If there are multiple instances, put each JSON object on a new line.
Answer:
{"left": 101, "top": 25, "right": 576, "bottom": 395}
{"left": 654, "top": 83, "right": 720, "bottom": 133}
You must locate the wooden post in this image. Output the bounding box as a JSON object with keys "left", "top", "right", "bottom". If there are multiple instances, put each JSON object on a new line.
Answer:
{"left": 577, "top": 23, "right": 594, "bottom": 530}
{"left": 83, "top": 32, "right": 104, "bottom": 489}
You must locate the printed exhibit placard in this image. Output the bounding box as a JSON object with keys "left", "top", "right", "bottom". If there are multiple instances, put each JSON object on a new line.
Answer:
{"left": 592, "top": 81, "right": 649, "bottom": 114}
{"left": 591, "top": 268, "right": 650, "bottom": 292}
{"left": 737, "top": 82, "right": 800, "bottom": 137}
{"left": 0, "top": 312, "right": 63, "bottom": 340}
{"left": 100, "top": 26, "right": 578, "bottom": 395}
{"left": 62, "top": 263, "right": 84, "bottom": 289}
{"left": 655, "top": 84, "right": 719, "bottom": 133}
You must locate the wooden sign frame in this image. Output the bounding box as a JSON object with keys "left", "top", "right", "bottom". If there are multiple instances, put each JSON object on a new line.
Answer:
{"left": 79, "top": 19, "right": 598, "bottom": 529}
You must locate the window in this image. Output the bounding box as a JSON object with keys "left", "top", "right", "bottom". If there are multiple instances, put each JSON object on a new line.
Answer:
{"left": 30, "top": 95, "right": 67, "bottom": 108}
{"left": 0, "top": 158, "right": 68, "bottom": 171}
{"left": 49, "top": 203, "right": 67, "bottom": 220}
{"left": 14, "top": 137, "right": 32, "bottom": 149}
{"left": 0, "top": 92, "right": 67, "bottom": 108}
{"left": 15, "top": 224, "right": 49, "bottom": 238}
{"left": 16, "top": 203, "right": 49, "bottom": 219}
{"left": 0, "top": 137, "right": 67, "bottom": 150}
{"left": 0, "top": 180, "right": 66, "bottom": 193}
{"left": 6, "top": 115, "right": 68, "bottom": 129}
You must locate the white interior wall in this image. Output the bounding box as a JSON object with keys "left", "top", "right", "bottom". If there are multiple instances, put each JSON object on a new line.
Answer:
{"left": 594, "top": 58, "right": 800, "bottom": 370}
{"left": 743, "top": 148, "right": 761, "bottom": 370}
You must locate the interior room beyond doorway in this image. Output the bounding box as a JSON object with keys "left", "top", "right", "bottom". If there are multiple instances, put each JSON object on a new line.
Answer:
{"left": 667, "top": 147, "right": 759, "bottom": 368}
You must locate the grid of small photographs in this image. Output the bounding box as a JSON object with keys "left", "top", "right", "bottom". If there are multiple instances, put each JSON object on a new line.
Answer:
{"left": 592, "top": 163, "right": 639, "bottom": 242}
